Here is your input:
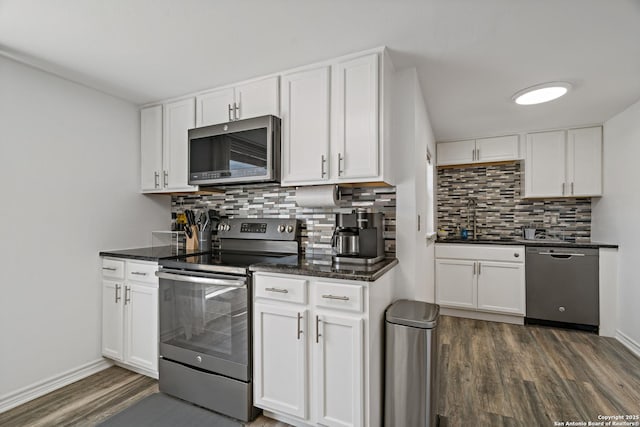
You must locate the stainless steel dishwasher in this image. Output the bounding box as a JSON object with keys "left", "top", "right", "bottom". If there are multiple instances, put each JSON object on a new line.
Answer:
{"left": 525, "top": 246, "right": 599, "bottom": 331}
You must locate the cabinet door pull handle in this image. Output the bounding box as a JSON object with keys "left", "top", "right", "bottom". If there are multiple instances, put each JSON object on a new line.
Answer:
{"left": 571, "top": 182, "right": 574, "bottom": 195}
{"left": 473, "top": 262, "right": 476, "bottom": 275}
{"left": 321, "top": 294, "right": 350, "bottom": 301}
{"left": 102, "top": 267, "right": 117, "bottom": 271}
{"left": 131, "top": 271, "right": 147, "bottom": 276}
{"left": 154, "top": 171, "right": 160, "bottom": 188}
{"left": 115, "top": 284, "right": 121, "bottom": 303}
{"left": 234, "top": 102, "right": 239, "bottom": 120}
{"left": 316, "top": 315, "right": 321, "bottom": 343}
{"left": 472, "top": 148, "right": 475, "bottom": 161}
{"left": 476, "top": 148, "right": 480, "bottom": 160}
{"left": 265, "top": 287, "right": 288, "bottom": 294}
{"left": 321, "top": 155, "right": 327, "bottom": 177}
{"left": 338, "top": 153, "right": 344, "bottom": 176}
{"left": 124, "top": 286, "right": 131, "bottom": 305}
{"left": 562, "top": 182, "right": 565, "bottom": 195}
{"left": 297, "top": 312, "right": 303, "bottom": 340}
{"left": 228, "top": 104, "right": 233, "bottom": 121}
{"left": 478, "top": 262, "right": 481, "bottom": 275}
{"left": 163, "top": 171, "right": 168, "bottom": 188}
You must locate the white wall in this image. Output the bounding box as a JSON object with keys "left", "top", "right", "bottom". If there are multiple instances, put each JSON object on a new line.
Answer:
{"left": 392, "top": 67, "right": 437, "bottom": 301}
{"left": 592, "top": 98, "right": 640, "bottom": 351}
{"left": 0, "top": 56, "right": 170, "bottom": 402}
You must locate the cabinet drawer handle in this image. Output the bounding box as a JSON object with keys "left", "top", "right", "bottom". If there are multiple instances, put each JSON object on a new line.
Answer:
{"left": 321, "top": 294, "right": 349, "bottom": 301}
{"left": 115, "top": 284, "right": 121, "bottom": 303}
{"left": 102, "top": 267, "right": 117, "bottom": 271}
{"left": 316, "top": 315, "right": 321, "bottom": 343}
{"left": 265, "top": 287, "right": 289, "bottom": 294}
{"left": 297, "top": 312, "right": 303, "bottom": 340}
{"left": 131, "top": 271, "right": 147, "bottom": 276}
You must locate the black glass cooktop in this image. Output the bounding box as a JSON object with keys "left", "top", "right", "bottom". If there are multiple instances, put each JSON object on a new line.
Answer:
{"left": 159, "top": 250, "right": 298, "bottom": 275}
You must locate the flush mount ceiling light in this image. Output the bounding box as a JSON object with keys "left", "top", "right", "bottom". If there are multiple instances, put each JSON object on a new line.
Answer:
{"left": 512, "top": 82, "right": 572, "bottom": 105}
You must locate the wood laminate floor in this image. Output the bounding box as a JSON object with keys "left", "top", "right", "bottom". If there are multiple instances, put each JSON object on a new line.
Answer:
{"left": 1, "top": 316, "right": 638, "bottom": 426}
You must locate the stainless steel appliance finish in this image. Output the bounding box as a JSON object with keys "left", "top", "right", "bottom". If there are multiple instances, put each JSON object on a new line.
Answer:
{"left": 188, "top": 115, "right": 281, "bottom": 186}
{"left": 526, "top": 246, "right": 599, "bottom": 329}
{"left": 157, "top": 218, "right": 300, "bottom": 422}
{"left": 385, "top": 300, "right": 440, "bottom": 427}
{"left": 332, "top": 209, "right": 385, "bottom": 265}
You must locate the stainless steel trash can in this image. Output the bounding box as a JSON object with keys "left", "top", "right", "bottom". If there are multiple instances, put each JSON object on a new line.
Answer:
{"left": 384, "top": 299, "right": 440, "bottom": 427}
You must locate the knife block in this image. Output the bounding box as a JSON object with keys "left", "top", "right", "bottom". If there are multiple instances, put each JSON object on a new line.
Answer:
{"left": 185, "top": 226, "right": 199, "bottom": 251}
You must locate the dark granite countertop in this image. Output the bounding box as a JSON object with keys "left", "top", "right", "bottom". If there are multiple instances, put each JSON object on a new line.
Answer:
{"left": 250, "top": 256, "right": 398, "bottom": 282}
{"left": 436, "top": 239, "right": 618, "bottom": 249}
{"left": 99, "top": 246, "right": 209, "bottom": 262}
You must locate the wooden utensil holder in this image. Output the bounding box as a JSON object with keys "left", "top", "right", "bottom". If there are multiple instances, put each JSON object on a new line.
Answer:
{"left": 185, "top": 225, "right": 199, "bottom": 251}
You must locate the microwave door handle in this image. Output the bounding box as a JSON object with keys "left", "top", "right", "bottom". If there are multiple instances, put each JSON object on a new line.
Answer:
{"left": 155, "top": 271, "right": 246, "bottom": 288}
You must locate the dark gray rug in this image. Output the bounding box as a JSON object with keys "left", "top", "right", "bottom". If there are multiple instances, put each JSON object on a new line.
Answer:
{"left": 98, "top": 393, "right": 244, "bottom": 427}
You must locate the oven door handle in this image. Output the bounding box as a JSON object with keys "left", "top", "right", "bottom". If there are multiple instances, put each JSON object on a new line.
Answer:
{"left": 155, "top": 271, "right": 246, "bottom": 287}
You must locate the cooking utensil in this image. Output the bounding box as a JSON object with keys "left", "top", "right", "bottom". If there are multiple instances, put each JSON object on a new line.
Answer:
{"left": 184, "top": 223, "right": 193, "bottom": 239}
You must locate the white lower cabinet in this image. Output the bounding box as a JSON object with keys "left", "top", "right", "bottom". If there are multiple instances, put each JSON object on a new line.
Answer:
{"left": 253, "top": 271, "right": 393, "bottom": 427}
{"left": 254, "top": 304, "right": 308, "bottom": 418}
{"left": 101, "top": 258, "right": 158, "bottom": 378}
{"left": 315, "top": 313, "right": 363, "bottom": 427}
{"left": 435, "top": 244, "right": 525, "bottom": 316}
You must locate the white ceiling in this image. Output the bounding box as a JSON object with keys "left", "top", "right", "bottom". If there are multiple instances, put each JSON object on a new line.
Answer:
{"left": 1, "top": 0, "right": 639, "bottom": 141}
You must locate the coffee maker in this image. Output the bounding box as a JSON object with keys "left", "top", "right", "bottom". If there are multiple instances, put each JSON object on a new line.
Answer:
{"left": 332, "top": 209, "right": 385, "bottom": 265}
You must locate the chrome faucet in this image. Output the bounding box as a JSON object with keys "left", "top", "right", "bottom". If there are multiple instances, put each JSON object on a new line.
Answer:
{"left": 467, "top": 198, "right": 478, "bottom": 240}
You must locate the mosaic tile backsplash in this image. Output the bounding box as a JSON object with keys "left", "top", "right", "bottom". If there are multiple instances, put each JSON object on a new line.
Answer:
{"left": 437, "top": 162, "right": 592, "bottom": 242}
{"left": 171, "top": 184, "right": 396, "bottom": 256}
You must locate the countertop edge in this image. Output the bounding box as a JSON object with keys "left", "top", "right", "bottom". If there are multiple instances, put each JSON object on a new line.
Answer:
{"left": 435, "top": 240, "right": 618, "bottom": 249}
{"left": 250, "top": 258, "right": 399, "bottom": 282}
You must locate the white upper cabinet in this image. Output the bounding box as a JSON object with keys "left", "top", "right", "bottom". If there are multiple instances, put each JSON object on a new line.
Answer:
{"left": 332, "top": 54, "right": 379, "bottom": 180}
{"left": 196, "top": 76, "right": 279, "bottom": 127}
{"left": 525, "top": 130, "right": 566, "bottom": 198}
{"left": 281, "top": 66, "right": 331, "bottom": 184}
{"left": 437, "top": 135, "right": 519, "bottom": 166}
{"left": 163, "top": 98, "right": 197, "bottom": 191}
{"left": 140, "top": 101, "right": 197, "bottom": 193}
{"left": 436, "top": 140, "right": 476, "bottom": 165}
{"left": 567, "top": 127, "right": 602, "bottom": 197}
{"left": 280, "top": 50, "right": 391, "bottom": 186}
{"left": 524, "top": 126, "right": 602, "bottom": 198}
{"left": 196, "top": 88, "right": 235, "bottom": 127}
{"left": 140, "top": 105, "right": 163, "bottom": 191}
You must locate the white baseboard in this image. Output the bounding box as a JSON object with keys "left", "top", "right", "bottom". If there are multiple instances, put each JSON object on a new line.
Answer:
{"left": 263, "top": 410, "right": 313, "bottom": 427}
{"left": 440, "top": 307, "right": 524, "bottom": 325}
{"left": 616, "top": 330, "right": 640, "bottom": 359}
{"left": 0, "top": 358, "right": 113, "bottom": 413}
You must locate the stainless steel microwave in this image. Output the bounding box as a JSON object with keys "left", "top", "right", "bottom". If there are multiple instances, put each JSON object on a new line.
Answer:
{"left": 188, "top": 115, "right": 281, "bottom": 186}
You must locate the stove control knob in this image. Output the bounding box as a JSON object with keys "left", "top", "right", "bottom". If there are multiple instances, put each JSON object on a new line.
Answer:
{"left": 217, "top": 223, "right": 223, "bottom": 231}
{"left": 196, "top": 355, "right": 202, "bottom": 363}
{"left": 277, "top": 224, "right": 286, "bottom": 233}
{"left": 286, "top": 225, "right": 294, "bottom": 233}
{"left": 224, "top": 224, "right": 230, "bottom": 231}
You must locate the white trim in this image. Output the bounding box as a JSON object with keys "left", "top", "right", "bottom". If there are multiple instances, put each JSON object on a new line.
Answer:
{"left": 440, "top": 307, "right": 524, "bottom": 325}
{"left": 616, "top": 330, "right": 640, "bottom": 359}
{"left": 0, "top": 358, "right": 113, "bottom": 413}
{"left": 111, "top": 361, "right": 158, "bottom": 380}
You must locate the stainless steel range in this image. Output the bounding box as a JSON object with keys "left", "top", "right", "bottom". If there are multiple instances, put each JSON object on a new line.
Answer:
{"left": 156, "top": 218, "right": 300, "bottom": 421}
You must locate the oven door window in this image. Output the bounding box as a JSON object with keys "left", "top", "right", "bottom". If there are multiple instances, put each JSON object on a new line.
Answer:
{"left": 159, "top": 280, "right": 248, "bottom": 366}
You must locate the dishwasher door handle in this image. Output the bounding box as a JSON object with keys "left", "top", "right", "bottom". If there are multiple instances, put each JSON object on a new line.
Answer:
{"left": 538, "top": 252, "right": 585, "bottom": 258}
